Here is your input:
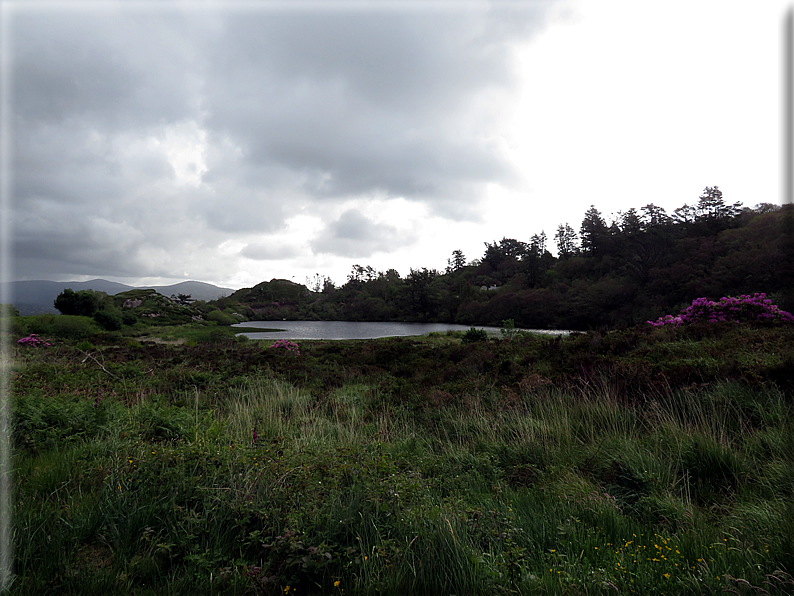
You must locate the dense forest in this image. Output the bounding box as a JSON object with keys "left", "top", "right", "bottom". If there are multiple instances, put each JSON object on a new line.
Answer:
{"left": 211, "top": 188, "right": 792, "bottom": 330}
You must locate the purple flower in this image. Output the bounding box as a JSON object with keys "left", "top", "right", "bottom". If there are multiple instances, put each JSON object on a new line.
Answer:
{"left": 17, "top": 333, "right": 52, "bottom": 347}
{"left": 649, "top": 294, "right": 794, "bottom": 327}
{"left": 268, "top": 339, "right": 301, "bottom": 355}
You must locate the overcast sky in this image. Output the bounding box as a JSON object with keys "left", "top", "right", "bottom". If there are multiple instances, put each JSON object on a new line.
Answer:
{"left": 2, "top": 0, "right": 790, "bottom": 291}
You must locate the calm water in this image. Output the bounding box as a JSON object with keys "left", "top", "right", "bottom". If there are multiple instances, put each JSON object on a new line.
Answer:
{"left": 233, "top": 320, "right": 570, "bottom": 340}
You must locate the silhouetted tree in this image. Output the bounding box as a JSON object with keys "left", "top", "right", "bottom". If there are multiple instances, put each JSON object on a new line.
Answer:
{"left": 171, "top": 293, "right": 193, "bottom": 305}
{"left": 529, "top": 231, "right": 547, "bottom": 255}
{"left": 406, "top": 267, "right": 439, "bottom": 320}
{"left": 752, "top": 203, "right": 781, "bottom": 214}
{"left": 579, "top": 206, "right": 610, "bottom": 255}
{"left": 482, "top": 238, "right": 527, "bottom": 269}
{"left": 691, "top": 187, "right": 743, "bottom": 235}
{"left": 554, "top": 223, "right": 578, "bottom": 258}
{"left": 673, "top": 203, "right": 697, "bottom": 224}
{"left": 640, "top": 204, "right": 671, "bottom": 228}
{"left": 347, "top": 264, "right": 377, "bottom": 284}
{"left": 446, "top": 249, "right": 467, "bottom": 273}
{"left": 618, "top": 208, "right": 642, "bottom": 235}
{"left": 306, "top": 274, "right": 335, "bottom": 294}
{"left": 695, "top": 186, "right": 741, "bottom": 220}
{"left": 523, "top": 231, "right": 552, "bottom": 287}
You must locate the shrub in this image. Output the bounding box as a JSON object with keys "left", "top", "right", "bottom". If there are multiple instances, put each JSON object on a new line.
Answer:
{"left": 94, "top": 310, "right": 123, "bottom": 331}
{"left": 51, "top": 316, "right": 102, "bottom": 339}
{"left": 268, "top": 339, "right": 301, "bottom": 355}
{"left": 16, "top": 334, "right": 52, "bottom": 347}
{"left": 206, "top": 310, "right": 236, "bottom": 326}
{"left": 22, "top": 314, "right": 101, "bottom": 340}
{"left": 53, "top": 288, "right": 103, "bottom": 317}
{"left": 462, "top": 327, "right": 489, "bottom": 343}
{"left": 649, "top": 293, "right": 794, "bottom": 327}
{"left": 0, "top": 303, "right": 19, "bottom": 317}
{"left": 203, "top": 328, "right": 231, "bottom": 344}
{"left": 500, "top": 318, "right": 519, "bottom": 339}
{"left": 122, "top": 311, "right": 138, "bottom": 326}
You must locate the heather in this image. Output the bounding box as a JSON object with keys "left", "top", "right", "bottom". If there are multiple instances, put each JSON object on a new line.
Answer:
{"left": 7, "top": 320, "right": 794, "bottom": 594}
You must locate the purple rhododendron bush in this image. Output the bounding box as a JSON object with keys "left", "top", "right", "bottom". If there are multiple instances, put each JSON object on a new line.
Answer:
{"left": 648, "top": 293, "right": 794, "bottom": 327}
{"left": 16, "top": 333, "right": 52, "bottom": 347}
{"left": 268, "top": 339, "right": 301, "bottom": 355}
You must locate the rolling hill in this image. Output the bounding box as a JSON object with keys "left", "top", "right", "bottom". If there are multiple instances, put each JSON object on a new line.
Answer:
{"left": 2, "top": 279, "right": 235, "bottom": 315}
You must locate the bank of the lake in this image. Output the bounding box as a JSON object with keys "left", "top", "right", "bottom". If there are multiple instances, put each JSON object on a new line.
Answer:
{"left": 233, "top": 320, "right": 571, "bottom": 340}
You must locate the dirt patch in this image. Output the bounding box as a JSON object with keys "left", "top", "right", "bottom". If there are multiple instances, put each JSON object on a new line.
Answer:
{"left": 138, "top": 336, "right": 186, "bottom": 345}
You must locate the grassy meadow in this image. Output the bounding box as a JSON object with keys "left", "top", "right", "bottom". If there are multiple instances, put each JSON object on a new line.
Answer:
{"left": 6, "top": 320, "right": 794, "bottom": 594}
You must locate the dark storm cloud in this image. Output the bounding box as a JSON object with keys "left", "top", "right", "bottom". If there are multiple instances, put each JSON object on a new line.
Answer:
{"left": 9, "top": 2, "right": 557, "bottom": 281}
{"left": 14, "top": 11, "right": 205, "bottom": 127}
{"left": 201, "top": 9, "right": 529, "bottom": 212}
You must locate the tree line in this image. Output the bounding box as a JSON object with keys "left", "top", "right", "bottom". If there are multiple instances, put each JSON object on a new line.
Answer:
{"left": 209, "top": 188, "right": 793, "bottom": 329}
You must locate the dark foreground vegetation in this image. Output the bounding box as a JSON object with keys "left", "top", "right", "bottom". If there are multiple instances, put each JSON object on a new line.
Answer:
{"left": 7, "top": 315, "right": 794, "bottom": 594}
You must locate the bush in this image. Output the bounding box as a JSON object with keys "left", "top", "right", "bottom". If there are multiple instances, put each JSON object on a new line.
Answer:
{"left": 21, "top": 314, "right": 101, "bottom": 340}
{"left": 94, "top": 310, "right": 123, "bottom": 331}
{"left": 500, "top": 318, "right": 519, "bottom": 339}
{"left": 0, "top": 303, "right": 19, "bottom": 317}
{"left": 51, "top": 316, "right": 102, "bottom": 339}
{"left": 649, "top": 293, "right": 794, "bottom": 327}
{"left": 53, "top": 288, "right": 104, "bottom": 317}
{"left": 121, "top": 311, "right": 138, "bottom": 326}
{"left": 9, "top": 316, "right": 30, "bottom": 336}
{"left": 462, "top": 326, "right": 489, "bottom": 343}
{"left": 16, "top": 334, "right": 52, "bottom": 347}
{"left": 206, "top": 310, "right": 237, "bottom": 326}
{"left": 202, "top": 328, "right": 231, "bottom": 344}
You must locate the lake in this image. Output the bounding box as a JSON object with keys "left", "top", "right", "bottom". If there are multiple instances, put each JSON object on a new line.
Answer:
{"left": 232, "top": 320, "right": 571, "bottom": 340}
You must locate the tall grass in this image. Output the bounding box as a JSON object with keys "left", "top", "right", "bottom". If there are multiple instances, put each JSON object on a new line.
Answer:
{"left": 9, "top": 333, "right": 794, "bottom": 594}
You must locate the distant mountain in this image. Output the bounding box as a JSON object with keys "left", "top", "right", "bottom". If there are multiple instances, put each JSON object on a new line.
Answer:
{"left": 147, "top": 281, "right": 235, "bottom": 302}
{"left": 1, "top": 279, "right": 235, "bottom": 315}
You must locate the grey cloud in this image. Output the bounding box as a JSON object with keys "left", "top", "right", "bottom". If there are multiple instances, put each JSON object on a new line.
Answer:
{"left": 309, "top": 209, "right": 416, "bottom": 258}
{"left": 200, "top": 8, "right": 540, "bottom": 212}
{"left": 14, "top": 212, "right": 148, "bottom": 280}
{"left": 198, "top": 189, "right": 289, "bottom": 234}
{"left": 15, "top": 124, "right": 174, "bottom": 207}
{"left": 240, "top": 242, "right": 303, "bottom": 261}
{"left": 14, "top": 11, "right": 204, "bottom": 128}
{"left": 10, "top": 2, "right": 558, "bottom": 281}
